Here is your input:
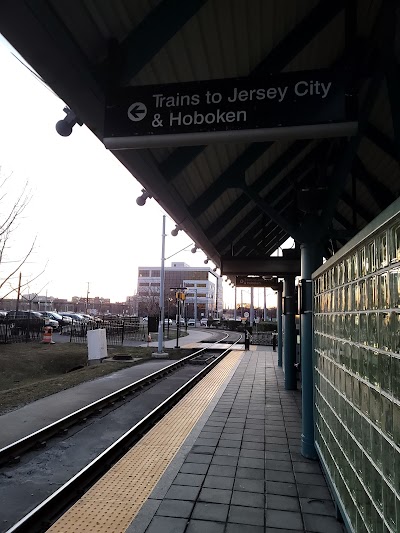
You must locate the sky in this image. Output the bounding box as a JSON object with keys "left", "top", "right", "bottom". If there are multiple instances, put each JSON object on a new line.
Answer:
{"left": 0, "top": 37, "right": 281, "bottom": 309}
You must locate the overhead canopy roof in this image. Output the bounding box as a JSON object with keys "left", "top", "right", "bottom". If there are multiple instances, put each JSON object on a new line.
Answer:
{"left": 0, "top": 0, "right": 398, "bottom": 271}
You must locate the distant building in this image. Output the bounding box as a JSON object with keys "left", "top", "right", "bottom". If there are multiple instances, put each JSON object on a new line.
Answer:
{"left": 137, "top": 262, "right": 223, "bottom": 319}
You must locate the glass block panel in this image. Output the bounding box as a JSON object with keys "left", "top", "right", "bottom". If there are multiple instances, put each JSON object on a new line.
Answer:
{"left": 388, "top": 223, "right": 400, "bottom": 263}
{"left": 379, "top": 313, "right": 391, "bottom": 352}
{"left": 314, "top": 210, "right": 400, "bottom": 533}
{"left": 389, "top": 268, "right": 400, "bottom": 308}
{"left": 392, "top": 356, "right": 400, "bottom": 401}
{"left": 379, "top": 231, "right": 388, "bottom": 269}
{"left": 378, "top": 352, "right": 391, "bottom": 394}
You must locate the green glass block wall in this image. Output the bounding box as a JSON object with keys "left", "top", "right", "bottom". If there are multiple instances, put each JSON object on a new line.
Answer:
{"left": 313, "top": 212, "right": 400, "bottom": 533}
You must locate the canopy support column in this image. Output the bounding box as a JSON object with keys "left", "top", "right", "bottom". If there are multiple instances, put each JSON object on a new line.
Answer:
{"left": 283, "top": 275, "right": 296, "bottom": 390}
{"left": 300, "top": 241, "right": 323, "bottom": 459}
{"left": 277, "top": 286, "right": 283, "bottom": 367}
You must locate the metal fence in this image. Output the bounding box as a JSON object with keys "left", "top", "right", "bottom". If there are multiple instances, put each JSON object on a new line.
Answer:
{"left": 66, "top": 318, "right": 147, "bottom": 345}
{"left": 0, "top": 317, "right": 45, "bottom": 344}
{"left": 250, "top": 332, "right": 274, "bottom": 345}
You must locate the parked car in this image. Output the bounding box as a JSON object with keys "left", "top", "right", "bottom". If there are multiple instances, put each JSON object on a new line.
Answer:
{"left": 176, "top": 318, "right": 185, "bottom": 326}
{"left": 164, "top": 318, "right": 173, "bottom": 325}
{"left": 142, "top": 317, "right": 148, "bottom": 322}
{"left": 40, "top": 311, "right": 72, "bottom": 327}
{"left": 200, "top": 317, "right": 208, "bottom": 326}
{"left": 33, "top": 312, "right": 59, "bottom": 328}
{"left": 59, "top": 312, "right": 86, "bottom": 322}
{"left": 187, "top": 319, "right": 196, "bottom": 326}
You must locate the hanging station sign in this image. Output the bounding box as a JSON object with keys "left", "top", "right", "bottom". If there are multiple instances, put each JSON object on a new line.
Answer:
{"left": 235, "top": 276, "right": 283, "bottom": 290}
{"left": 104, "top": 69, "right": 357, "bottom": 149}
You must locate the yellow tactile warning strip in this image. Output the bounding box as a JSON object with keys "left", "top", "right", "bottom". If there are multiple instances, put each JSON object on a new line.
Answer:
{"left": 48, "top": 350, "right": 243, "bottom": 533}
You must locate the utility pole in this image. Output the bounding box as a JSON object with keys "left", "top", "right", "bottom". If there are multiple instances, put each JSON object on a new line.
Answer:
{"left": 15, "top": 272, "right": 22, "bottom": 313}
{"left": 86, "top": 282, "right": 90, "bottom": 313}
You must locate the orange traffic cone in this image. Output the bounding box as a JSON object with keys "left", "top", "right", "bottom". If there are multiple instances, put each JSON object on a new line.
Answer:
{"left": 42, "top": 325, "right": 55, "bottom": 344}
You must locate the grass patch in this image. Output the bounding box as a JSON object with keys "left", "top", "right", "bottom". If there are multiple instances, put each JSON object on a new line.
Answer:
{"left": 0, "top": 343, "right": 192, "bottom": 415}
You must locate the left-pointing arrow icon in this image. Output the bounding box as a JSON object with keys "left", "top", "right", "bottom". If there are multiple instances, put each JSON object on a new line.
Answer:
{"left": 127, "top": 102, "right": 147, "bottom": 122}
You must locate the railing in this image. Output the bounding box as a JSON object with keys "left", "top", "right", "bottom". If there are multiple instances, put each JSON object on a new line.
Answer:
{"left": 66, "top": 318, "right": 147, "bottom": 345}
{"left": 0, "top": 317, "right": 44, "bottom": 344}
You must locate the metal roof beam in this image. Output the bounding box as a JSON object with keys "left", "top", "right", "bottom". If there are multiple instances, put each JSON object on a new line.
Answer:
{"left": 217, "top": 164, "right": 313, "bottom": 253}
{"left": 159, "top": 145, "right": 206, "bottom": 182}
{"left": 333, "top": 211, "right": 356, "bottom": 231}
{"left": 264, "top": 231, "right": 289, "bottom": 257}
{"left": 386, "top": 59, "right": 400, "bottom": 162}
{"left": 205, "top": 141, "right": 316, "bottom": 237}
{"left": 235, "top": 198, "right": 294, "bottom": 255}
{"left": 158, "top": 0, "right": 345, "bottom": 179}
{"left": 319, "top": 75, "right": 382, "bottom": 235}
{"left": 352, "top": 156, "right": 395, "bottom": 210}
{"left": 190, "top": 143, "right": 273, "bottom": 217}
{"left": 103, "top": 0, "right": 207, "bottom": 85}
{"left": 251, "top": 0, "right": 345, "bottom": 75}
{"left": 365, "top": 123, "right": 399, "bottom": 162}
{"left": 341, "top": 192, "right": 374, "bottom": 224}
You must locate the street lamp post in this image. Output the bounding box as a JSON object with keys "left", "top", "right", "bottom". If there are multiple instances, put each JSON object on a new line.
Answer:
{"left": 157, "top": 215, "right": 166, "bottom": 354}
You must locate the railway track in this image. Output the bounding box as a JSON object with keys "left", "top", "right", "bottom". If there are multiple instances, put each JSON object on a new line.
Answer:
{"left": 1, "top": 331, "right": 242, "bottom": 533}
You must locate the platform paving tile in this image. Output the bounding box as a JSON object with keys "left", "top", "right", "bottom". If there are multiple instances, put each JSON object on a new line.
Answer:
{"left": 173, "top": 473, "right": 205, "bottom": 487}
{"left": 211, "top": 455, "right": 238, "bottom": 466}
{"left": 236, "top": 466, "right": 265, "bottom": 480}
{"left": 225, "top": 523, "right": 263, "bottom": 533}
{"left": 186, "top": 519, "right": 225, "bottom": 533}
{"left": 214, "top": 447, "right": 240, "bottom": 457}
{"left": 190, "top": 445, "right": 216, "bottom": 455}
{"left": 231, "top": 490, "right": 264, "bottom": 508}
{"left": 198, "top": 430, "right": 222, "bottom": 440}
{"left": 299, "top": 497, "right": 336, "bottom": 517}
{"left": 218, "top": 439, "right": 242, "bottom": 448}
{"left": 198, "top": 487, "right": 232, "bottom": 505}
{"left": 146, "top": 515, "right": 187, "bottom": 533}
{"left": 239, "top": 447, "right": 264, "bottom": 459}
{"left": 265, "top": 509, "right": 304, "bottom": 530}
{"left": 228, "top": 504, "right": 264, "bottom": 526}
{"left": 266, "top": 494, "right": 301, "bottom": 512}
{"left": 203, "top": 475, "right": 235, "bottom": 490}
{"left": 233, "top": 477, "right": 264, "bottom": 493}
{"left": 192, "top": 502, "right": 229, "bottom": 522}
{"left": 293, "top": 461, "right": 323, "bottom": 474}
{"left": 155, "top": 499, "right": 194, "bottom": 518}
{"left": 242, "top": 433, "right": 264, "bottom": 443}
{"left": 295, "top": 472, "right": 327, "bottom": 486}
{"left": 303, "top": 513, "right": 345, "bottom": 532}
{"left": 180, "top": 462, "right": 210, "bottom": 475}
{"left": 185, "top": 453, "right": 213, "bottom": 464}
{"left": 207, "top": 464, "right": 236, "bottom": 477}
{"left": 265, "top": 459, "right": 293, "bottom": 472}
{"left": 220, "top": 432, "right": 242, "bottom": 440}
{"left": 237, "top": 456, "right": 264, "bottom": 469}
{"left": 164, "top": 484, "right": 201, "bottom": 501}
{"left": 138, "top": 352, "right": 344, "bottom": 533}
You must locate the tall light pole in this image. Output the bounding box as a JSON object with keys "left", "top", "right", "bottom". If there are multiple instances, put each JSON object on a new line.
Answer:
{"left": 233, "top": 286, "right": 237, "bottom": 320}
{"left": 157, "top": 215, "right": 166, "bottom": 354}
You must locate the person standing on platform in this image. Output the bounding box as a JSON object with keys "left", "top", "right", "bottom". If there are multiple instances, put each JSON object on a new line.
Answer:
{"left": 244, "top": 329, "right": 251, "bottom": 350}
{"left": 272, "top": 332, "right": 277, "bottom": 351}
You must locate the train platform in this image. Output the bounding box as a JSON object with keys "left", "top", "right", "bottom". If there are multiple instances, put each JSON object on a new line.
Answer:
{"left": 49, "top": 346, "right": 344, "bottom": 533}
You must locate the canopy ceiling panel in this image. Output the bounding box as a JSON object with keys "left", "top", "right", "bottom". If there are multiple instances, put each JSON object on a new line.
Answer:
{"left": 0, "top": 0, "right": 397, "bottom": 265}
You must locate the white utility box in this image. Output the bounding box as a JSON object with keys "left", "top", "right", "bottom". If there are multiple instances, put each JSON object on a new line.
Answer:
{"left": 87, "top": 328, "right": 107, "bottom": 364}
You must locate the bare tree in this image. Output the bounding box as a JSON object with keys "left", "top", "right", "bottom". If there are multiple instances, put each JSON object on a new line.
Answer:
{"left": 138, "top": 288, "right": 160, "bottom": 317}
{"left": 0, "top": 169, "right": 41, "bottom": 300}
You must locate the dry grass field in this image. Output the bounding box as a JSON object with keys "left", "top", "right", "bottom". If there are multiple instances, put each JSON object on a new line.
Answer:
{"left": 0, "top": 343, "right": 191, "bottom": 414}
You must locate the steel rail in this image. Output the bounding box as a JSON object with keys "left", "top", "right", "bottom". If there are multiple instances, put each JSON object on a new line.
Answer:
{"left": 0, "top": 332, "right": 232, "bottom": 466}
{"left": 5, "top": 335, "right": 242, "bottom": 533}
